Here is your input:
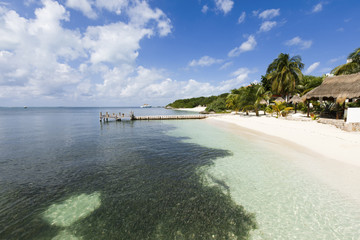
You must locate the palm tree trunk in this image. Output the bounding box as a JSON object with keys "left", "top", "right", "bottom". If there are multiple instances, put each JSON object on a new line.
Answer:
{"left": 307, "top": 101, "right": 310, "bottom": 117}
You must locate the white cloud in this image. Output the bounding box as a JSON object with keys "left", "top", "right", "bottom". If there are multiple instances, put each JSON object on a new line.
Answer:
{"left": 228, "top": 35, "right": 257, "bottom": 57}
{"left": 285, "top": 36, "right": 312, "bottom": 49}
{"left": 0, "top": 2, "right": 86, "bottom": 100}
{"left": 201, "top": 5, "right": 208, "bottom": 14}
{"left": 83, "top": 22, "right": 152, "bottom": 65}
{"left": 95, "top": 0, "right": 128, "bottom": 15}
{"left": 305, "top": 62, "right": 320, "bottom": 74}
{"left": 1, "top": 0, "right": 254, "bottom": 106}
{"left": 259, "top": 21, "right": 277, "bottom": 32}
{"left": 237, "top": 11, "right": 246, "bottom": 24}
{"left": 1, "top": 0, "right": 241, "bottom": 106}
{"left": 188, "top": 56, "right": 222, "bottom": 67}
{"left": 219, "top": 62, "right": 233, "bottom": 70}
{"left": 258, "top": 8, "right": 280, "bottom": 19}
{"left": 215, "top": 0, "right": 234, "bottom": 15}
{"left": 0, "top": 0, "right": 175, "bottom": 105}
{"left": 66, "top": 0, "right": 97, "bottom": 19}
{"left": 127, "top": 1, "right": 172, "bottom": 36}
{"left": 312, "top": 3, "right": 323, "bottom": 13}
{"left": 218, "top": 68, "right": 251, "bottom": 91}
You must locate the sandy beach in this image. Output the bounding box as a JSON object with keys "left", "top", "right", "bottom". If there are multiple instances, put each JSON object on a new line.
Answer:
{"left": 204, "top": 114, "right": 360, "bottom": 205}
{"left": 173, "top": 106, "right": 206, "bottom": 112}
{"left": 207, "top": 114, "right": 360, "bottom": 167}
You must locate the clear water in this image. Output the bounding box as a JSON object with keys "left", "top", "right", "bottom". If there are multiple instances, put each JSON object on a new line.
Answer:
{"left": 1, "top": 108, "right": 360, "bottom": 240}
{"left": 0, "top": 108, "right": 255, "bottom": 239}
{"left": 167, "top": 120, "right": 360, "bottom": 240}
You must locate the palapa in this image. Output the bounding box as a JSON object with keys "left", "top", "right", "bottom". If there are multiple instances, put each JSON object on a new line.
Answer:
{"left": 302, "top": 73, "right": 360, "bottom": 101}
{"left": 274, "top": 97, "right": 285, "bottom": 102}
{"left": 289, "top": 95, "right": 302, "bottom": 103}
{"left": 259, "top": 99, "right": 267, "bottom": 105}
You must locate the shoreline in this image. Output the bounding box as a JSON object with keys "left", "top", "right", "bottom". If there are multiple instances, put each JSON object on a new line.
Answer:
{"left": 172, "top": 106, "right": 206, "bottom": 112}
{"left": 206, "top": 114, "right": 360, "bottom": 167}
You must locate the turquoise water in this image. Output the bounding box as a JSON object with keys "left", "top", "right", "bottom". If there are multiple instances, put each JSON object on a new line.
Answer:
{"left": 167, "top": 120, "right": 360, "bottom": 239}
{"left": 0, "top": 108, "right": 255, "bottom": 239}
{"left": 1, "top": 107, "right": 359, "bottom": 239}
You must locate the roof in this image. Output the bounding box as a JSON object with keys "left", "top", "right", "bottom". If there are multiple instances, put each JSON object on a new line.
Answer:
{"left": 275, "top": 97, "right": 285, "bottom": 102}
{"left": 289, "top": 95, "right": 301, "bottom": 103}
{"left": 303, "top": 73, "right": 360, "bottom": 101}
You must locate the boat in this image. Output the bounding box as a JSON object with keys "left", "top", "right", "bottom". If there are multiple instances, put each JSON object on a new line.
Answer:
{"left": 24, "top": 106, "right": 28, "bottom": 109}
{"left": 140, "top": 104, "right": 152, "bottom": 108}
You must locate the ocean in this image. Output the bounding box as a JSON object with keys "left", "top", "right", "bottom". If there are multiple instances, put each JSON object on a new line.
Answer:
{"left": 0, "top": 107, "right": 359, "bottom": 239}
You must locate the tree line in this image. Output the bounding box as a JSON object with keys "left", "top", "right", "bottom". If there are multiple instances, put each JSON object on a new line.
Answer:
{"left": 167, "top": 47, "right": 360, "bottom": 114}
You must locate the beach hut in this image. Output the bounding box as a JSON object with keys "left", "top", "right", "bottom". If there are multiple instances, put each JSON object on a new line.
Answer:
{"left": 259, "top": 99, "right": 267, "bottom": 105}
{"left": 289, "top": 95, "right": 301, "bottom": 113}
{"left": 274, "top": 97, "right": 285, "bottom": 102}
{"left": 302, "top": 73, "right": 360, "bottom": 118}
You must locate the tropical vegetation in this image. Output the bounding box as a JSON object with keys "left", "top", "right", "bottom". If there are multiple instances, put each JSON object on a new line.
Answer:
{"left": 168, "top": 48, "right": 359, "bottom": 117}
{"left": 266, "top": 53, "right": 304, "bottom": 100}
{"left": 331, "top": 47, "right": 360, "bottom": 75}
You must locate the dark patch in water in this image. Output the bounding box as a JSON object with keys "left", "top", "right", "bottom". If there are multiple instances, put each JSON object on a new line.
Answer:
{"left": 0, "top": 120, "right": 256, "bottom": 239}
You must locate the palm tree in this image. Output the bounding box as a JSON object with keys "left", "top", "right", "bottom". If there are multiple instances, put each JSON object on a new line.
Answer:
{"left": 226, "top": 93, "right": 239, "bottom": 111}
{"left": 266, "top": 53, "right": 304, "bottom": 101}
{"left": 255, "top": 85, "right": 272, "bottom": 115}
{"left": 331, "top": 47, "right": 360, "bottom": 75}
{"left": 296, "top": 75, "right": 323, "bottom": 96}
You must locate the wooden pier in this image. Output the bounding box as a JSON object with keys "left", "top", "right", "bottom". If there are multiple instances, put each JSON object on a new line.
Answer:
{"left": 100, "top": 112, "right": 207, "bottom": 122}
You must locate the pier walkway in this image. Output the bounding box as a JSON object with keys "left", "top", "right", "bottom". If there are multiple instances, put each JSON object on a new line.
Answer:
{"left": 100, "top": 112, "right": 207, "bottom": 122}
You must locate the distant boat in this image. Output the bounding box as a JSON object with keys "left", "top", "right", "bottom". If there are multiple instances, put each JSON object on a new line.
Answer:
{"left": 24, "top": 106, "right": 28, "bottom": 109}
{"left": 140, "top": 104, "right": 152, "bottom": 108}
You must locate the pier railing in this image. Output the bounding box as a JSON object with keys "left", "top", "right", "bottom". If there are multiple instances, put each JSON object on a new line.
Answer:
{"left": 100, "top": 112, "right": 207, "bottom": 122}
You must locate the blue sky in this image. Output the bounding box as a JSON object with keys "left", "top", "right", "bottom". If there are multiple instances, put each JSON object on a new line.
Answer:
{"left": 0, "top": 0, "right": 359, "bottom": 107}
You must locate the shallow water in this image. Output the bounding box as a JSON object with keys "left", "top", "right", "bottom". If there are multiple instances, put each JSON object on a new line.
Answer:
{"left": 1, "top": 108, "right": 360, "bottom": 239}
{"left": 167, "top": 120, "right": 360, "bottom": 239}
{"left": 0, "top": 108, "right": 255, "bottom": 239}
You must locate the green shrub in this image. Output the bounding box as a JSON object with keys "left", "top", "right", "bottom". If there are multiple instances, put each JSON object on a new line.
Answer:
{"left": 206, "top": 98, "right": 227, "bottom": 112}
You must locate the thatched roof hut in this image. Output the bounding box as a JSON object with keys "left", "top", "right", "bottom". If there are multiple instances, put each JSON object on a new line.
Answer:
{"left": 289, "top": 95, "right": 301, "bottom": 103}
{"left": 259, "top": 99, "right": 267, "bottom": 105}
{"left": 274, "top": 97, "right": 285, "bottom": 102}
{"left": 302, "top": 73, "right": 360, "bottom": 102}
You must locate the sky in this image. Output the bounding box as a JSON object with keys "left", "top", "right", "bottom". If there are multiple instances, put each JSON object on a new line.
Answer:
{"left": 0, "top": 0, "right": 359, "bottom": 107}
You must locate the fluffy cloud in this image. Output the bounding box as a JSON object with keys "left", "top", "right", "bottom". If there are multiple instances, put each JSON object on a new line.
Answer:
{"left": 215, "top": 0, "right": 234, "bottom": 15}
{"left": 312, "top": 3, "right": 323, "bottom": 13}
{"left": 258, "top": 9, "right": 280, "bottom": 19}
{"left": 217, "top": 68, "right": 251, "bottom": 91}
{"left": 188, "top": 56, "right": 223, "bottom": 67}
{"left": 66, "top": 0, "right": 97, "bottom": 19}
{"left": 83, "top": 22, "right": 152, "bottom": 65}
{"left": 259, "top": 21, "right": 277, "bottom": 32}
{"left": 0, "top": 0, "right": 83, "bottom": 96}
{"left": 0, "top": 0, "right": 175, "bottom": 104}
{"left": 237, "top": 11, "right": 246, "bottom": 24}
{"left": 127, "top": 1, "right": 172, "bottom": 36}
{"left": 228, "top": 35, "right": 257, "bottom": 57}
{"left": 1, "top": 0, "right": 241, "bottom": 106}
{"left": 201, "top": 5, "right": 208, "bottom": 14}
{"left": 285, "top": 36, "right": 312, "bottom": 49}
{"left": 305, "top": 62, "right": 320, "bottom": 74}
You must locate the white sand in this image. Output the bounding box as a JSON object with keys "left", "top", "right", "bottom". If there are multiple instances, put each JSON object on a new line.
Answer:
{"left": 207, "top": 114, "right": 360, "bottom": 167}
{"left": 174, "top": 106, "right": 206, "bottom": 112}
